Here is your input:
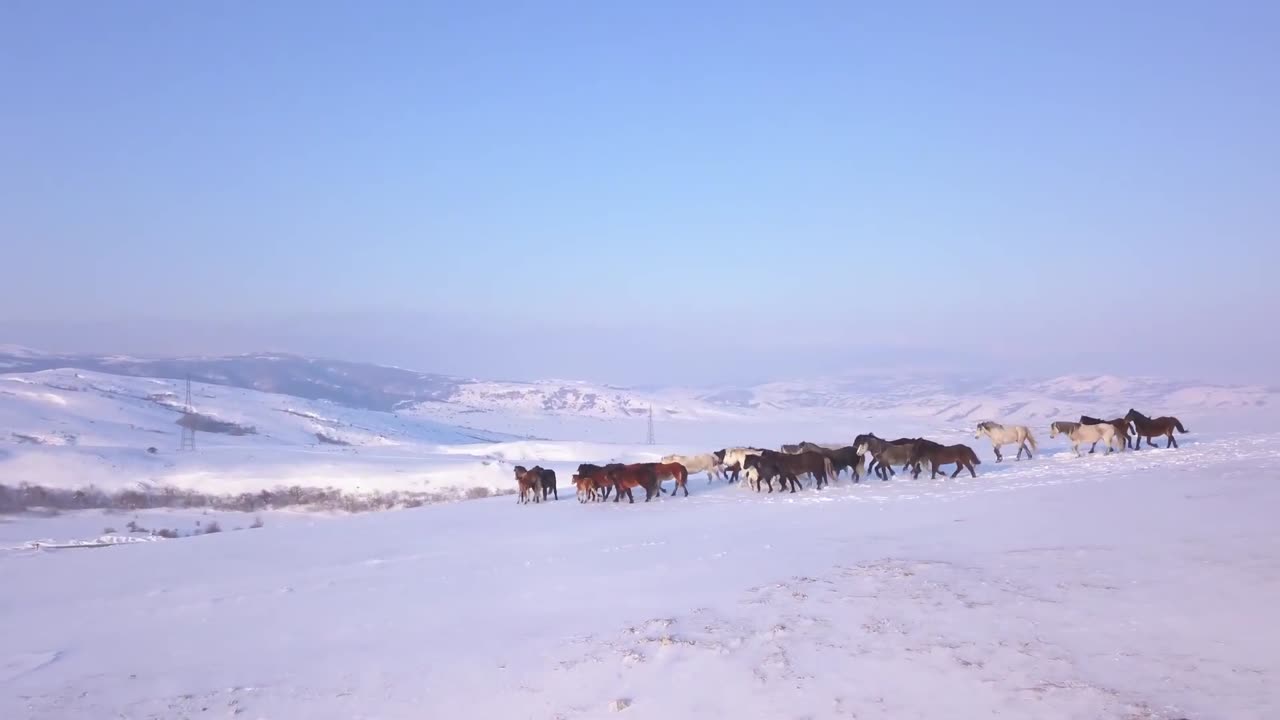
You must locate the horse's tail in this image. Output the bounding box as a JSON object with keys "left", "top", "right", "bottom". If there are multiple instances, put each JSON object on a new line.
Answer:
{"left": 1174, "top": 418, "right": 1188, "bottom": 433}
{"left": 822, "top": 456, "right": 835, "bottom": 481}
{"left": 1025, "top": 429, "right": 1037, "bottom": 453}
{"left": 968, "top": 447, "right": 982, "bottom": 465}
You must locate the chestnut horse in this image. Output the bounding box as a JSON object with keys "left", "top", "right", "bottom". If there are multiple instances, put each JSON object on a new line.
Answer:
{"left": 652, "top": 462, "right": 690, "bottom": 497}
{"left": 609, "top": 463, "right": 661, "bottom": 503}
{"left": 1125, "top": 409, "right": 1188, "bottom": 449}
{"left": 908, "top": 443, "right": 981, "bottom": 479}
{"left": 574, "top": 463, "right": 623, "bottom": 502}
{"left": 514, "top": 465, "right": 542, "bottom": 504}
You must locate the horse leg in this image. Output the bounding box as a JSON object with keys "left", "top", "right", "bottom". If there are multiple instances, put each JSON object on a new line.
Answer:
{"left": 1088, "top": 440, "right": 1096, "bottom": 454}
{"left": 967, "top": 461, "right": 976, "bottom": 478}
{"left": 951, "top": 464, "right": 962, "bottom": 479}
{"left": 994, "top": 445, "right": 1003, "bottom": 463}
{"left": 1168, "top": 432, "right": 1177, "bottom": 448}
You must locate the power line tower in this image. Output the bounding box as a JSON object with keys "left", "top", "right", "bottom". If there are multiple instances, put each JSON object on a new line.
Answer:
{"left": 178, "top": 374, "right": 197, "bottom": 452}
{"left": 646, "top": 405, "right": 655, "bottom": 445}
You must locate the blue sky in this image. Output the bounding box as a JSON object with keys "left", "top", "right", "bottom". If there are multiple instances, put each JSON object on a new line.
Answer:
{"left": 2, "top": 1, "right": 1277, "bottom": 384}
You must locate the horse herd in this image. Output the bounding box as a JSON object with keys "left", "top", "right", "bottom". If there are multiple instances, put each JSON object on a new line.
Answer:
{"left": 514, "top": 408, "right": 1189, "bottom": 504}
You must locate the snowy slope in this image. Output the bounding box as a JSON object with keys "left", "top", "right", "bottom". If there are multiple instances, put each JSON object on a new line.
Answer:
{"left": 2, "top": 427, "right": 1278, "bottom": 719}
{"left": 0, "top": 369, "right": 524, "bottom": 499}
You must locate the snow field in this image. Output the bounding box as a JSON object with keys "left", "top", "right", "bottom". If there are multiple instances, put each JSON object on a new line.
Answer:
{"left": 2, "top": 429, "right": 1277, "bottom": 719}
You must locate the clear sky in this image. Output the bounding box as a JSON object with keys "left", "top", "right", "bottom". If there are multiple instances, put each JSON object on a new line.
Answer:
{"left": 2, "top": 1, "right": 1277, "bottom": 384}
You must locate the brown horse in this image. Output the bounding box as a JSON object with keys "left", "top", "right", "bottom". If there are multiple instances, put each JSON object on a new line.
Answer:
{"left": 514, "top": 465, "right": 541, "bottom": 504}
{"left": 908, "top": 443, "right": 981, "bottom": 479}
{"left": 609, "top": 463, "right": 661, "bottom": 503}
{"left": 652, "top": 462, "right": 689, "bottom": 497}
{"left": 575, "top": 463, "right": 623, "bottom": 502}
{"left": 1080, "top": 415, "right": 1132, "bottom": 451}
{"left": 1125, "top": 409, "right": 1188, "bottom": 449}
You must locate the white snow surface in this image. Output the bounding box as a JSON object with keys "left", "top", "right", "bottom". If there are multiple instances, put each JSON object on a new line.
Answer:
{"left": 3, "top": 422, "right": 1279, "bottom": 718}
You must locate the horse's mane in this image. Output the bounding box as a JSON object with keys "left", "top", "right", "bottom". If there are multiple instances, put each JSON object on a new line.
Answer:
{"left": 1080, "top": 415, "right": 1103, "bottom": 423}
{"left": 1128, "top": 408, "right": 1152, "bottom": 421}
{"left": 1052, "top": 421, "right": 1079, "bottom": 432}
{"left": 976, "top": 421, "right": 1002, "bottom": 431}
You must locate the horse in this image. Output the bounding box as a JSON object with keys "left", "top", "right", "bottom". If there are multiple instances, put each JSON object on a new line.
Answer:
{"left": 855, "top": 436, "right": 928, "bottom": 480}
{"left": 1049, "top": 421, "right": 1119, "bottom": 457}
{"left": 712, "top": 447, "right": 766, "bottom": 483}
{"left": 824, "top": 445, "right": 866, "bottom": 483}
{"left": 513, "top": 465, "right": 541, "bottom": 504}
{"left": 660, "top": 453, "right": 725, "bottom": 483}
{"left": 782, "top": 441, "right": 838, "bottom": 454}
{"left": 536, "top": 467, "right": 558, "bottom": 501}
{"left": 1125, "top": 409, "right": 1188, "bottom": 449}
{"left": 608, "top": 463, "right": 661, "bottom": 503}
{"left": 574, "top": 463, "right": 623, "bottom": 502}
{"left": 743, "top": 450, "right": 834, "bottom": 493}
{"left": 852, "top": 433, "right": 917, "bottom": 478}
{"left": 653, "top": 462, "right": 690, "bottom": 497}
{"left": 909, "top": 443, "right": 981, "bottom": 479}
{"left": 1080, "top": 415, "right": 1132, "bottom": 451}
{"left": 973, "top": 421, "right": 1037, "bottom": 462}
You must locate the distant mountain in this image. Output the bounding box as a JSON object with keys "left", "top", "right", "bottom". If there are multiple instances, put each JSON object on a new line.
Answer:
{"left": 0, "top": 347, "right": 462, "bottom": 412}
{"left": 0, "top": 347, "right": 1271, "bottom": 431}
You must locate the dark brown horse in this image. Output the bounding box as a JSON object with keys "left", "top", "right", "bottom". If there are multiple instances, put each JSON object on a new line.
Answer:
{"left": 744, "top": 450, "right": 833, "bottom": 493}
{"left": 537, "top": 467, "right": 558, "bottom": 501}
{"left": 824, "top": 445, "right": 866, "bottom": 483}
{"left": 1080, "top": 415, "right": 1132, "bottom": 451}
{"left": 908, "top": 443, "right": 980, "bottom": 479}
{"left": 1125, "top": 409, "right": 1188, "bottom": 449}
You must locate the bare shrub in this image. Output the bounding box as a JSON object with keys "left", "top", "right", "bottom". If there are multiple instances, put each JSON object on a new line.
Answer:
{"left": 202, "top": 521, "right": 222, "bottom": 534}
{"left": 0, "top": 481, "right": 477, "bottom": 516}
{"left": 250, "top": 516, "right": 264, "bottom": 529}
{"left": 153, "top": 528, "right": 179, "bottom": 539}
{"left": 103, "top": 527, "right": 117, "bottom": 534}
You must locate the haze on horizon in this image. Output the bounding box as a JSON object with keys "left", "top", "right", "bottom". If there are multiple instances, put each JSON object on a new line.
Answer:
{"left": 2, "top": 2, "right": 1277, "bottom": 386}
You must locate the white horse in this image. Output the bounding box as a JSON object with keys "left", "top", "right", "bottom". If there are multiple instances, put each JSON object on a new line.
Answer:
{"left": 661, "top": 453, "right": 726, "bottom": 483}
{"left": 974, "top": 421, "right": 1037, "bottom": 462}
{"left": 1050, "top": 421, "right": 1120, "bottom": 457}
{"left": 714, "top": 447, "right": 766, "bottom": 486}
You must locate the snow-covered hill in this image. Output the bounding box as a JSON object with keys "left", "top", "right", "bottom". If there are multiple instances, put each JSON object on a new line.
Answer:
{"left": 2, "top": 349, "right": 1276, "bottom": 510}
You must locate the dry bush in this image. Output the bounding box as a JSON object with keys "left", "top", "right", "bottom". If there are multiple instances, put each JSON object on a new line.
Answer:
{"left": 202, "top": 521, "right": 222, "bottom": 534}
{"left": 0, "top": 481, "right": 477, "bottom": 516}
